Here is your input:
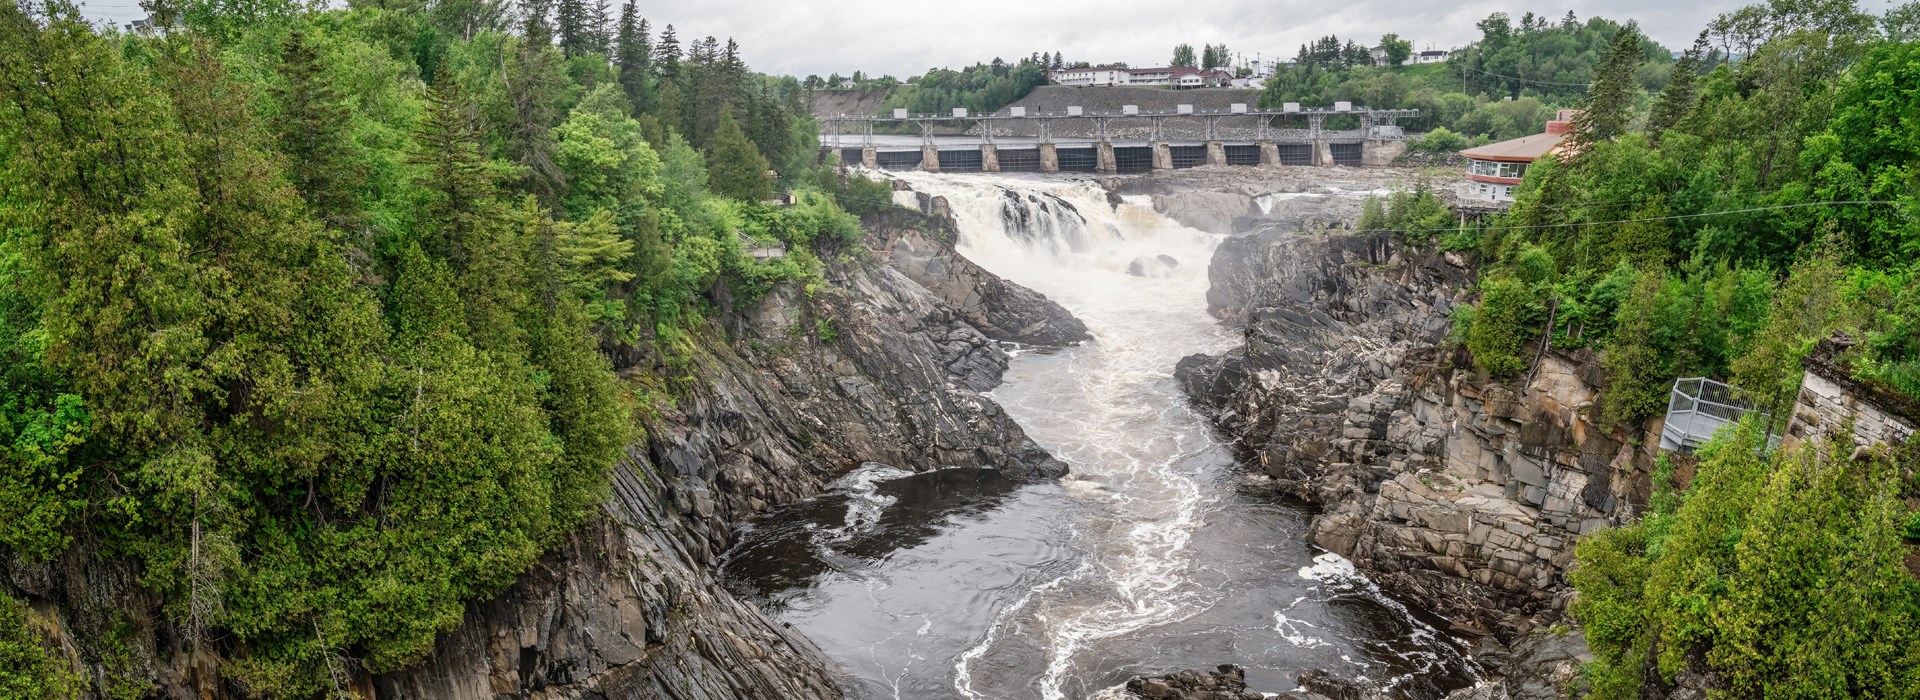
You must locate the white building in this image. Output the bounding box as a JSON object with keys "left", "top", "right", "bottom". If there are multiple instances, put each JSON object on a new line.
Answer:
{"left": 1050, "top": 65, "right": 1133, "bottom": 87}
{"left": 1049, "top": 66, "right": 1231, "bottom": 88}
{"left": 1410, "top": 49, "right": 1452, "bottom": 64}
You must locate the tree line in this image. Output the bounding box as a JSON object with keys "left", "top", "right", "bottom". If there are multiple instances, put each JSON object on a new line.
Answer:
{"left": 1260, "top": 15, "right": 1675, "bottom": 143}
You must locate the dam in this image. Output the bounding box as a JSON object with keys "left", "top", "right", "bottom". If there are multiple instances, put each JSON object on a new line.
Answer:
{"left": 821, "top": 104, "right": 1418, "bottom": 172}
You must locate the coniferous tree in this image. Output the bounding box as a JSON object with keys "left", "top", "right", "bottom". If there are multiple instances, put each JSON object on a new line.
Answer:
{"left": 704, "top": 111, "right": 771, "bottom": 202}
{"left": 1646, "top": 30, "right": 1709, "bottom": 143}
{"left": 588, "top": 0, "right": 610, "bottom": 54}
{"left": 521, "top": 0, "right": 553, "bottom": 47}
{"left": 555, "top": 0, "right": 588, "bottom": 55}
{"left": 269, "top": 30, "right": 365, "bottom": 239}
{"left": 409, "top": 66, "right": 498, "bottom": 268}
{"left": 615, "top": 3, "right": 651, "bottom": 113}
{"left": 1569, "top": 28, "right": 1645, "bottom": 152}
{"left": 506, "top": 38, "right": 568, "bottom": 204}
{"left": 654, "top": 23, "right": 680, "bottom": 80}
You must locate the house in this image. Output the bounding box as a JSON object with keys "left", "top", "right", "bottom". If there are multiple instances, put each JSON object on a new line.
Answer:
{"left": 1411, "top": 49, "right": 1451, "bottom": 64}
{"left": 1457, "top": 110, "right": 1579, "bottom": 205}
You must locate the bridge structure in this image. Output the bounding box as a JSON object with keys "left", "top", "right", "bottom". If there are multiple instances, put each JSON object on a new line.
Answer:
{"left": 821, "top": 103, "right": 1420, "bottom": 173}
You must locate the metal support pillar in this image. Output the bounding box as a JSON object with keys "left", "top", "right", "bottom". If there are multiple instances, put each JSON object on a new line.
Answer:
{"left": 1038, "top": 118, "right": 1052, "bottom": 143}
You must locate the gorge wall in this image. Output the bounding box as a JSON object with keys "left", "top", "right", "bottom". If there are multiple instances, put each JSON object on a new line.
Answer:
{"left": 1174, "top": 225, "right": 1661, "bottom": 651}
{"left": 5, "top": 208, "right": 1083, "bottom": 699}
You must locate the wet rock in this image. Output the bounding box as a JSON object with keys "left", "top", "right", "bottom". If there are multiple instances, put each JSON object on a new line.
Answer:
{"left": 1151, "top": 190, "right": 1256, "bottom": 233}
{"left": 1113, "top": 664, "right": 1266, "bottom": 700}
{"left": 865, "top": 207, "right": 1091, "bottom": 347}
{"left": 1176, "top": 223, "right": 1662, "bottom": 642}
{"left": 1296, "top": 669, "right": 1391, "bottom": 700}
{"left": 1444, "top": 629, "right": 1591, "bottom": 700}
{"left": 1128, "top": 254, "right": 1182, "bottom": 278}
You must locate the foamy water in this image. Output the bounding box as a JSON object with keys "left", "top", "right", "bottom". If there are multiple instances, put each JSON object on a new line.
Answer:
{"left": 723, "top": 172, "right": 1476, "bottom": 699}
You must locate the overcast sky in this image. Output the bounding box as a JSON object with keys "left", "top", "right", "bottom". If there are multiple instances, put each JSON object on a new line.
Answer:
{"left": 76, "top": 1, "right": 1913, "bottom": 78}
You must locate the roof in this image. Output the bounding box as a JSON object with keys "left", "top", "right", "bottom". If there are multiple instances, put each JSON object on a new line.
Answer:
{"left": 1459, "top": 131, "right": 1568, "bottom": 163}
{"left": 1127, "top": 66, "right": 1228, "bottom": 77}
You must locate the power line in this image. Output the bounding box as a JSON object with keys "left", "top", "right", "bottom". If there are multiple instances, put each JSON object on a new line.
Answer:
{"left": 1453, "top": 64, "right": 1596, "bottom": 88}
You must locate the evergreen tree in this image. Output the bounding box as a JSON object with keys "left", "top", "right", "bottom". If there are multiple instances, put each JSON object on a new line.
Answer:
{"left": 555, "top": 0, "right": 588, "bottom": 56}
{"left": 1570, "top": 28, "right": 1646, "bottom": 152}
{"left": 615, "top": 3, "right": 651, "bottom": 113}
{"left": 703, "top": 111, "right": 771, "bottom": 202}
{"left": 269, "top": 30, "right": 365, "bottom": 239}
{"left": 1646, "top": 31, "right": 1709, "bottom": 143}
{"left": 520, "top": 0, "right": 553, "bottom": 47}
{"left": 654, "top": 23, "right": 680, "bottom": 80}
{"left": 506, "top": 37, "right": 567, "bottom": 204}
{"left": 408, "top": 66, "right": 498, "bottom": 268}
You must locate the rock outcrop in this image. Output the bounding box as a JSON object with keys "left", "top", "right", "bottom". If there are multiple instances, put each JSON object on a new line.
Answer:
{"left": 383, "top": 212, "right": 1080, "bottom": 696}
{"left": 1099, "top": 665, "right": 1265, "bottom": 700}
{"left": 867, "top": 205, "right": 1092, "bottom": 347}
{"left": 6, "top": 209, "right": 1082, "bottom": 699}
{"left": 1177, "top": 226, "right": 1660, "bottom": 643}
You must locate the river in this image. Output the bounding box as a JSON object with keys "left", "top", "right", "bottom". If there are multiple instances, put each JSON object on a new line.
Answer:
{"left": 721, "top": 173, "right": 1477, "bottom": 699}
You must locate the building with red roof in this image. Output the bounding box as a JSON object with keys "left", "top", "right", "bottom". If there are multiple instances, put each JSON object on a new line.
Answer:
{"left": 1458, "top": 110, "right": 1579, "bottom": 205}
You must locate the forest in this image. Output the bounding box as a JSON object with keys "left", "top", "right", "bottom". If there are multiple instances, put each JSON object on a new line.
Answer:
{"left": 0, "top": 0, "right": 886, "bottom": 695}
{"left": 1359, "top": 0, "right": 1920, "bottom": 695}
{"left": 1259, "top": 14, "right": 1678, "bottom": 142}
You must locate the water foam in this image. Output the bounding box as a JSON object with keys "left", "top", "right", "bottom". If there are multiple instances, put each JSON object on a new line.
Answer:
{"left": 890, "top": 172, "right": 1237, "bottom": 700}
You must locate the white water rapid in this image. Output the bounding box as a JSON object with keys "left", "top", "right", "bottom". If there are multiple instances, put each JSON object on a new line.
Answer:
{"left": 723, "top": 172, "right": 1475, "bottom": 700}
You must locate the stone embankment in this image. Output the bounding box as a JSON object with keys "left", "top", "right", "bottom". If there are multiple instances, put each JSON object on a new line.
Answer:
{"left": 1173, "top": 219, "right": 1662, "bottom": 695}
{"left": 7, "top": 199, "right": 1084, "bottom": 699}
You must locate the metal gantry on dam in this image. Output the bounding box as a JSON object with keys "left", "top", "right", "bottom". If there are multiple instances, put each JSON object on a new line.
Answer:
{"left": 822, "top": 103, "right": 1420, "bottom": 173}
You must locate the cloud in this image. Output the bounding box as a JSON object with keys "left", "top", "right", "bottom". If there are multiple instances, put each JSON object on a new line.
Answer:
{"left": 77, "top": 0, "right": 1759, "bottom": 77}
{"left": 643, "top": 0, "right": 1755, "bottom": 77}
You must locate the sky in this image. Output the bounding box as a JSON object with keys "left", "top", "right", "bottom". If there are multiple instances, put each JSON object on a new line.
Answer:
{"left": 74, "top": 0, "right": 1907, "bottom": 78}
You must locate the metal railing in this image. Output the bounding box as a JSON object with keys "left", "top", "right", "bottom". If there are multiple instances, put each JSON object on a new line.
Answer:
{"left": 1660, "top": 377, "right": 1771, "bottom": 453}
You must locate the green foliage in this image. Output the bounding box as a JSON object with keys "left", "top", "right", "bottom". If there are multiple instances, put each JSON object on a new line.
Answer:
{"left": 1379, "top": 34, "right": 1413, "bottom": 67}
{"left": 1258, "top": 17, "right": 1669, "bottom": 139}
{"left": 1572, "top": 425, "right": 1920, "bottom": 698}
{"left": 1567, "top": 28, "right": 1648, "bottom": 148}
{"left": 0, "top": 0, "right": 836, "bottom": 694}
{"left": 1356, "top": 182, "right": 1456, "bottom": 244}
{"left": 0, "top": 593, "right": 81, "bottom": 700}
{"left": 1464, "top": 275, "right": 1536, "bottom": 376}
{"left": 1171, "top": 43, "right": 1196, "bottom": 68}
{"left": 705, "top": 111, "right": 773, "bottom": 202}
{"left": 877, "top": 54, "right": 1052, "bottom": 118}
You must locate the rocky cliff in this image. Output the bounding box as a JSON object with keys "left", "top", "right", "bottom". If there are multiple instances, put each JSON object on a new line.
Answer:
{"left": 5, "top": 208, "right": 1080, "bottom": 699}
{"left": 1175, "top": 226, "right": 1661, "bottom": 651}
